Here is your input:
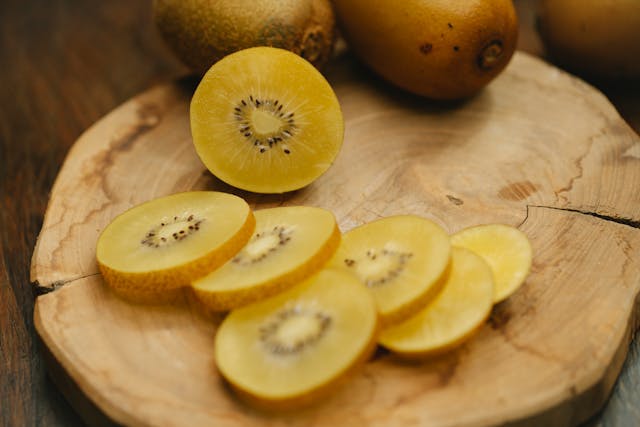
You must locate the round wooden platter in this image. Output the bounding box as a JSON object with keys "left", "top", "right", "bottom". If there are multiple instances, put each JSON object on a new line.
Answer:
{"left": 31, "top": 51, "right": 640, "bottom": 427}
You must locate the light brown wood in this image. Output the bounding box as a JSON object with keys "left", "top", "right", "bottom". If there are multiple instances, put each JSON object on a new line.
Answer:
{"left": 32, "top": 51, "right": 640, "bottom": 427}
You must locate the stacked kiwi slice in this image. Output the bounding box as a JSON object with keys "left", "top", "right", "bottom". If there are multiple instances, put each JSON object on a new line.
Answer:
{"left": 97, "top": 189, "right": 532, "bottom": 409}
{"left": 215, "top": 269, "right": 378, "bottom": 409}
{"left": 192, "top": 206, "right": 341, "bottom": 311}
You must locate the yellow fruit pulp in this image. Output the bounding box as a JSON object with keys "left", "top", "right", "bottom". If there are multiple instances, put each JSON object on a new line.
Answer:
{"left": 331, "top": 215, "right": 451, "bottom": 326}
{"left": 96, "top": 191, "right": 254, "bottom": 299}
{"left": 215, "top": 268, "right": 378, "bottom": 407}
{"left": 379, "top": 247, "right": 494, "bottom": 356}
{"left": 190, "top": 47, "right": 344, "bottom": 193}
{"left": 451, "top": 223, "right": 532, "bottom": 302}
{"left": 192, "top": 206, "right": 340, "bottom": 310}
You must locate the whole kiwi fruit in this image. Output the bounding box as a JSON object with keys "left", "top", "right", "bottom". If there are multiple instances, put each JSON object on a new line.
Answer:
{"left": 153, "top": 0, "right": 336, "bottom": 74}
{"left": 333, "top": 0, "right": 519, "bottom": 100}
{"left": 538, "top": 0, "right": 640, "bottom": 80}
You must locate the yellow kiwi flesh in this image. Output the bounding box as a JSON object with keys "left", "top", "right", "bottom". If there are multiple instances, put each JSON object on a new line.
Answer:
{"left": 215, "top": 268, "right": 379, "bottom": 409}
{"left": 190, "top": 47, "right": 344, "bottom": 194}
{"left": 331, "top": 215, "right": 451, "bottom": 326}
{"left": 379, "top": 247, "right": 494, "bottom": 357}
{"left": 192, "top": 206, "right": 340, "bottom": 311}
{"left": 96, "top": 191, "right": 254, "bottom": 303}
{"left": 451, "top": 223, "right": 532, "bottom": 303}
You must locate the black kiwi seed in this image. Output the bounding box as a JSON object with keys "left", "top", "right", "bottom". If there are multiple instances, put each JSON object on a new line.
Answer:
{"left": 233, "top": 96, "right": 298, "bottom": 154}
{"left": 259, "top": 307, "right": 332, "bottom": 356}
{"left": 141, "top": 215, "right": 204, "bottom": 248}
{"left": 346, "top": 248, "right": 413, "bottom": 287}
{"left": 232, "top": 225, "right": 293, "bottom": 265}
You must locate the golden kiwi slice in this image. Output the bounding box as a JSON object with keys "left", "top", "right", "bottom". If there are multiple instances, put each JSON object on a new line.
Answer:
{"left": 451, "top": 223, "right": 532, "bottom": 303}
{"left": 191, "top": 206, "right": 340, "bottom": 311}
{"left": 96, "top": 191, "right": 254, "bottom": 303}
{"left": 379, "top": 247, "right": 494, "bottom": 357}
{"left": 330, "top": 215, "right": 451, "bottom": 326}
{"left": 190, "top": 46, "right": 344, "bottom": 194}
{"left": 215, "top": 268, "right": 379, "bottom": 409}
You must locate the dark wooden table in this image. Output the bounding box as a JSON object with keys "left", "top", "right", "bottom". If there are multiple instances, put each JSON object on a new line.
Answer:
{"left": 1, "top": 1, "right": 638, "bottom": 426}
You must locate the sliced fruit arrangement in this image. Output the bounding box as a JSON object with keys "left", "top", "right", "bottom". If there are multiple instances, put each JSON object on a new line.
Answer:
{"left": 190, "top": 46, "right": 344, "bottom": 194}
{"left": 96, "top": 191, "right": 255, "bottom": 303}
{"left": 214, "top": 268, "right": 379, "bottom": 409}
{"left": 451, "top": 223, "right": 532, "bottom": 303}
{"left": 379, "top": 247, "right": 495, "bottom": 357}
{"left": 96, "top": 188, "right": 532, "bottom": 408}
{"left": 191, "top": 206, "right": 340, "bottom": 311}
{"left": 330, "top": 215, "right": 451, "bottom": 326}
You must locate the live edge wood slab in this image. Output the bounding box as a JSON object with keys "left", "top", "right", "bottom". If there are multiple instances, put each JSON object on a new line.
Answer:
{"left": 30, "top": 51, "right": 640, "bottom": 427}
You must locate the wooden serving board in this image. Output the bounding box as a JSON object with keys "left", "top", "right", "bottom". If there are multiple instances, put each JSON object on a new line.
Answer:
{"left": 31, "top": 51, "right": 640, "bottom": 427}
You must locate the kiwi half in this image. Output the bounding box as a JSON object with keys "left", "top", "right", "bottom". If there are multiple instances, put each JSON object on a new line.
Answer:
{"left": 451, "top": 223, "right": 532, "bottom": 303}
{"left": 215, "top": 268, "right": 379, "bottom": 409}
{"left": 379, "top": 247, "right": 495, "bottom": 357}
{"left": 190, "top": 47, "right": 344, "bottom": 194}
{"left": 330, "top": 215, "right": 451, "bottom": 326}
{"left": 191, "top": 206, "right": 340, "bottom": 311}
{"left": 96, "top": 191, "right": 254, "bottom": 303}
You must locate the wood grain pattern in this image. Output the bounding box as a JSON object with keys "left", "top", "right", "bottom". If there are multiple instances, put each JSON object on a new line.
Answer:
{"left": 31, "top": 51, "right": 640, "bottom": 426}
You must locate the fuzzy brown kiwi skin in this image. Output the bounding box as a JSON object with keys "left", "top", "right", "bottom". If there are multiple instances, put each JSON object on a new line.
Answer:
{"left": 333, "top": 0, "right": 519, "bottom": 99}
{"left": 98, "top": 211, "right": 256, "bottom": 305}
{"left": 153, "top": 0, "right": 336, "bottom": 75}
{"left": 193, "top": 223, "right": 341, "bottom": 312}
{"left": 223, "top": 312, "right": 381, "bottom": 412}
